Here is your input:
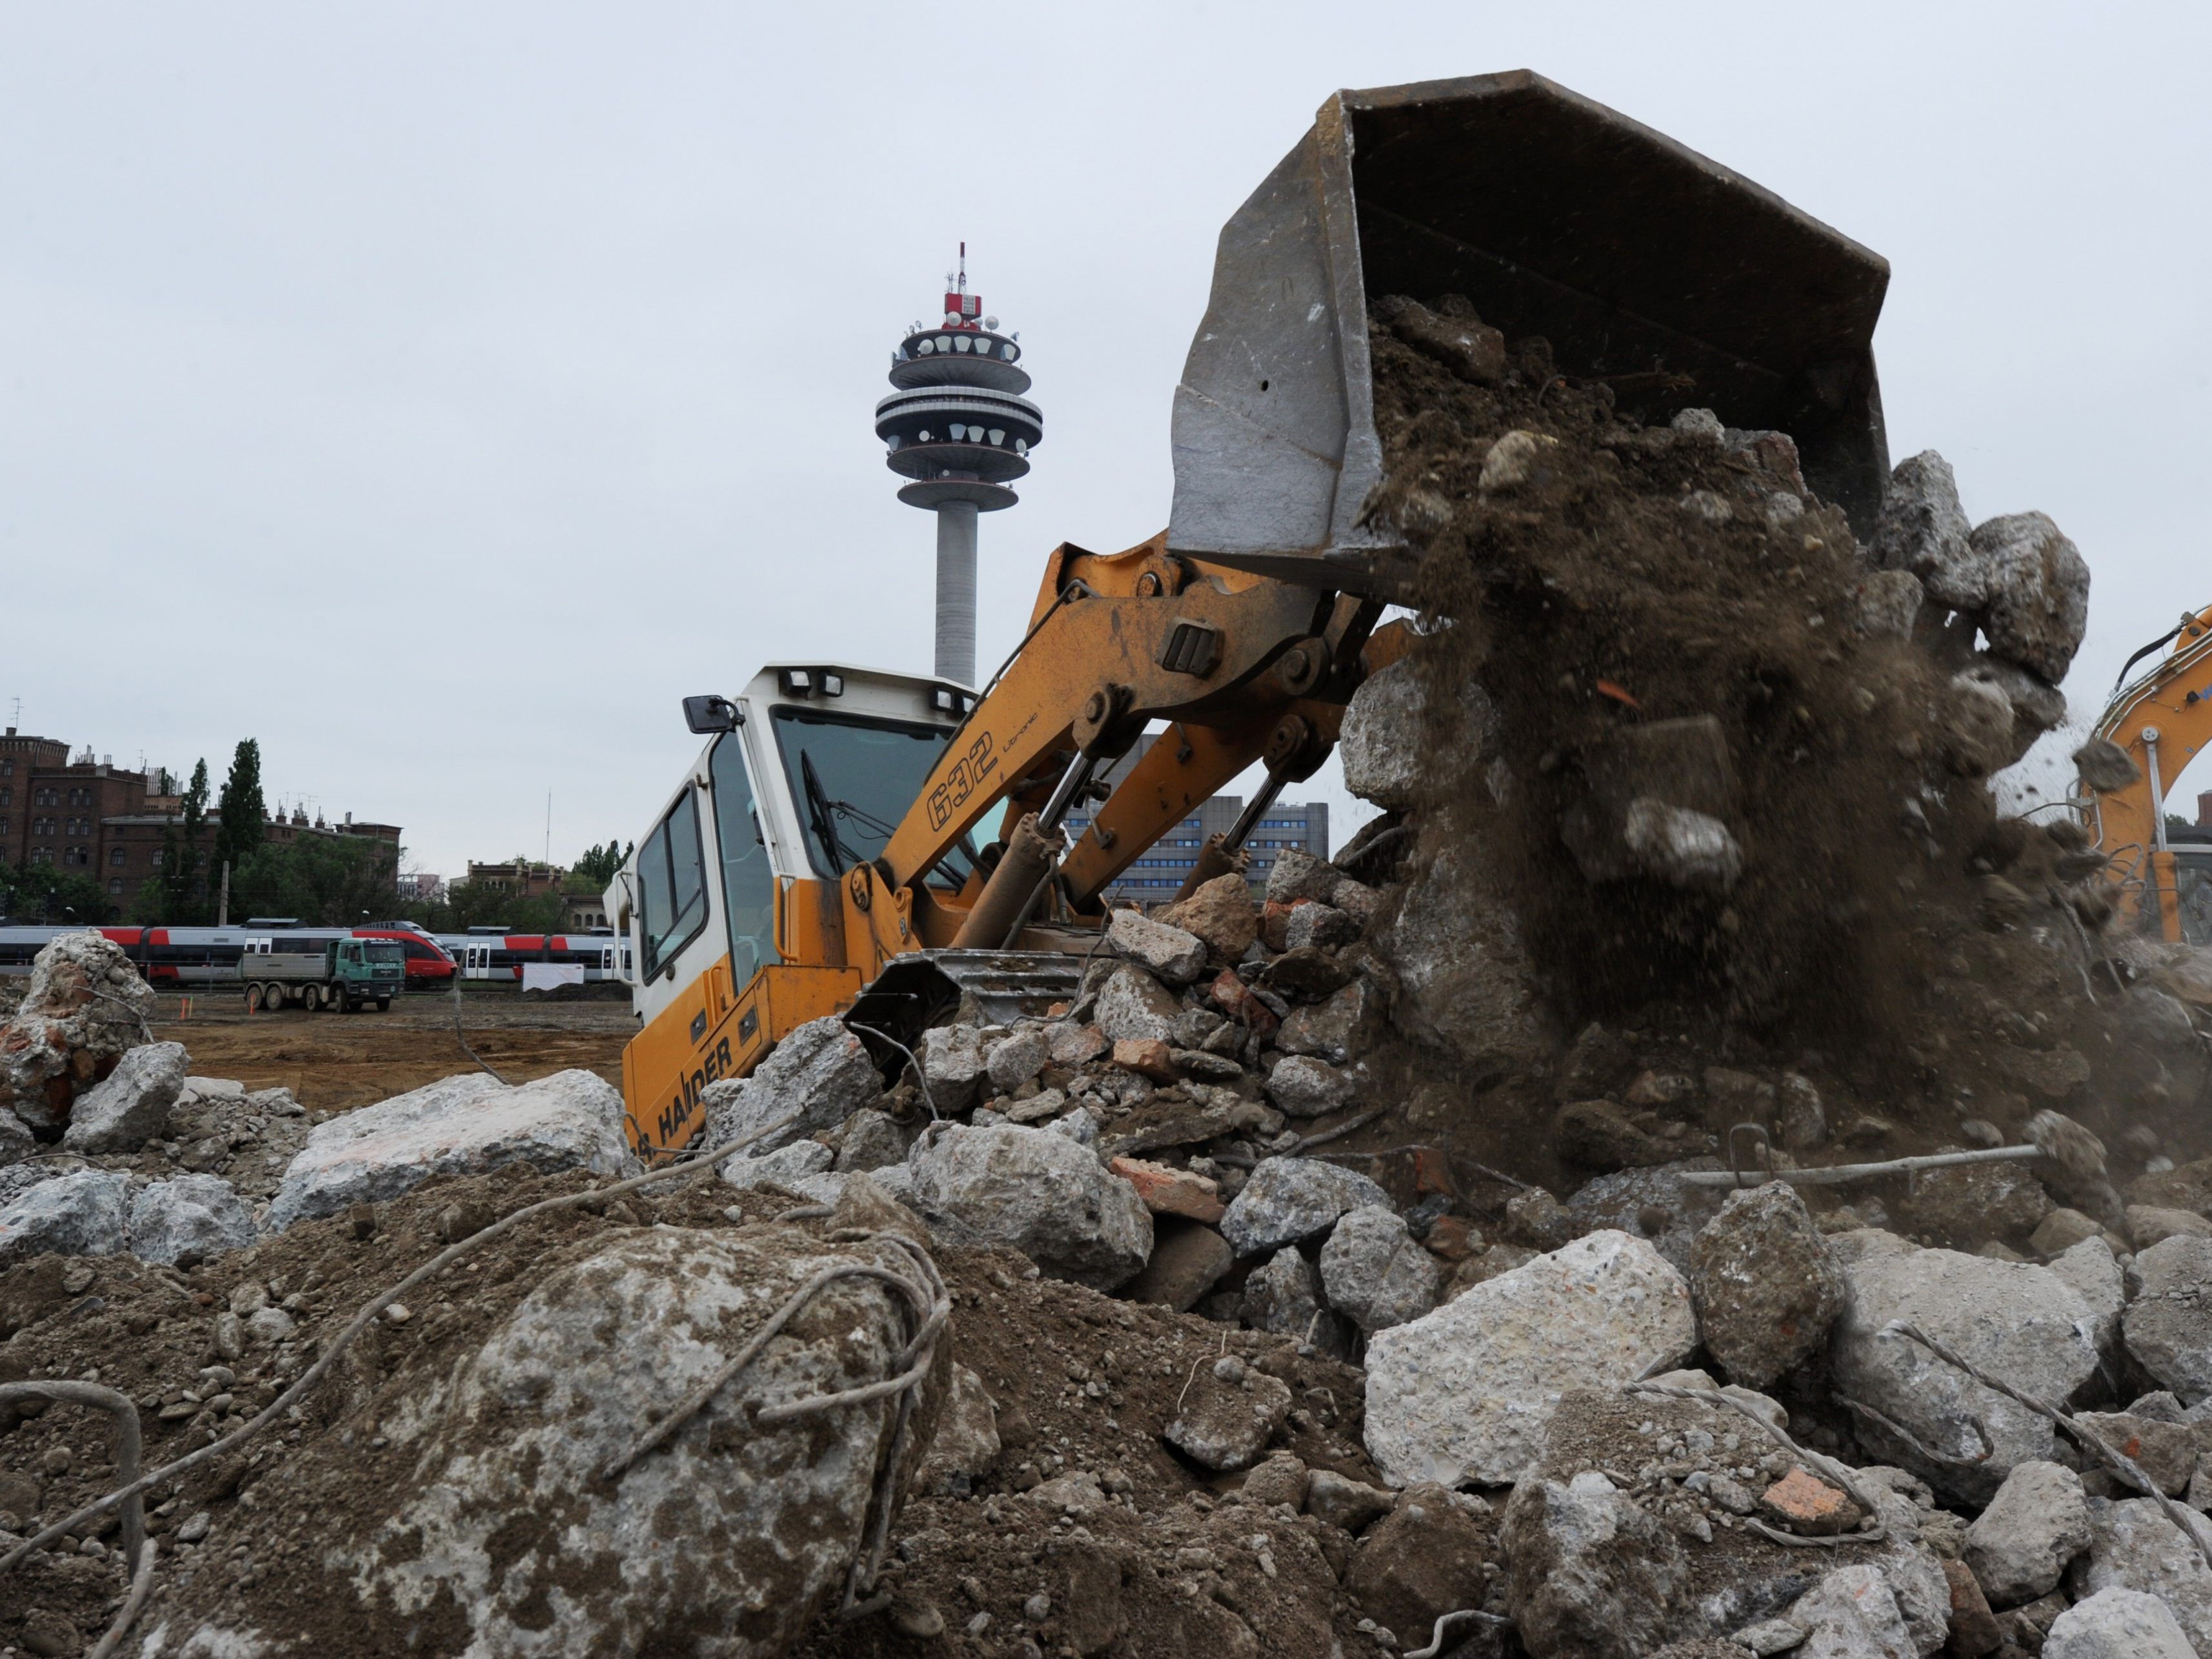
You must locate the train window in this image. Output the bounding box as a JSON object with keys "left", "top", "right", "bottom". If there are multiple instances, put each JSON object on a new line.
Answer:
{"left": 638, "top": 789, "right": 709, "bottom": 980}
{"left": 709, "top": 734, "right": 780, "bottom": 986}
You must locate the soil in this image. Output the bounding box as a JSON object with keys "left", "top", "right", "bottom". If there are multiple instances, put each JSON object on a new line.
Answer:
{"left": 0, "top": 1165, "right": 1376, "bottom": 1657}
{"left": 1349, "top": 302, "right": 2201, "bottom": 1189}
{"left": 145, "top": 991, "right": 631, "bottom": 1112}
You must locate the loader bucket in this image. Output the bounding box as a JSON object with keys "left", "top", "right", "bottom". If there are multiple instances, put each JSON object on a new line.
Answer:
{"left": 1168, "top": 70, "right": 1891, "bottom": 596}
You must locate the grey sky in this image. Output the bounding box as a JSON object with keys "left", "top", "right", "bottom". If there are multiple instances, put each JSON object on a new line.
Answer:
{"left": 3, "top": 3, "right": 2206, "bottom": 879}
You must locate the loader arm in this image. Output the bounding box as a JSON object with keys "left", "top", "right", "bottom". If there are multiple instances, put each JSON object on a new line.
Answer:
{"left": 2086, "top": 604, "right": 2212, "bottom": 941}
{"left": 876, "top": 530, "right": 1378, "bottom": 901}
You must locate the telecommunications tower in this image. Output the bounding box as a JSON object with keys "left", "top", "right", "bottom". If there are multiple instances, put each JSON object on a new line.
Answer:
{"left": 874, "top": 246, "right": 1042, "bottom": 687}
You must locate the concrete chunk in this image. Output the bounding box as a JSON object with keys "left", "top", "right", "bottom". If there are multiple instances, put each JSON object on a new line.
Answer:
{"left": 699, "top": 1016, "right": 882, "bottom": 1156}
{"left": 906, "top": 1122, "right": 1151, "bottom": 1289}
{"left": 1363, "top": 1231, "right": 1696, "bottom": 1486}
{"left": 128, "top": 1174, "right": 256, "bottom": 1266}
{"left": 61, "top": 1040, "right": 186, "bottom": 1153}
{"left": 0, "top": 1169, "right": 130, "bottom": 1263}
{"left": 1218, "top": 1156, "right": 1391, "bottom": 1257}
{"left": 270, "top": 1069, "right": 639, "bottom": 1230}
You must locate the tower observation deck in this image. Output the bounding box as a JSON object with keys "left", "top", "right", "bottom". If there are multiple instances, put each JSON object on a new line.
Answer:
{"left": 874, "top": 248, "right": 1042, "bottom": 687}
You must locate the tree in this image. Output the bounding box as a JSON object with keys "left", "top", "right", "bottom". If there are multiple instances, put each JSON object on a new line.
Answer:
{"left": 212, "top": 739, "right": 266, "bottom": 894}
{"left": 572, "top": 840, "right": 632, "bottom": 887}
{"left": 229, "top": 833, "right": 400, "bottom": 926}
{"left": 418, "top": 878, "right": 565, "bottom": 936}
{"left": 0, "top": 863, "right": 116, "bottom": 925}
{"left": 156, "top": 759, "right": 212, "bottom": 922}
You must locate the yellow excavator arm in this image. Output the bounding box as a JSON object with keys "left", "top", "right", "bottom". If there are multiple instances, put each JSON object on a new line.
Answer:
{"left": 2083, "top": 605, "right": 2212, "bottom": 941}
{"left": 608, "top": 535, "right": 1391, "bottom": 1160}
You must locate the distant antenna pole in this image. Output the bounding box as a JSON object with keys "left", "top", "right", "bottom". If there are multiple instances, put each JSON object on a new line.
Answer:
{"left": 545, "top": 791, "right": 552, "bottom": 868}
{"left": 7, "top": 698, "right": 18, "bottom": 725}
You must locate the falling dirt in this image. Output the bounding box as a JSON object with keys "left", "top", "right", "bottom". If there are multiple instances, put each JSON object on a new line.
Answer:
{"left": 1351, "top": 301, "right": 2202, "bottom": 1181}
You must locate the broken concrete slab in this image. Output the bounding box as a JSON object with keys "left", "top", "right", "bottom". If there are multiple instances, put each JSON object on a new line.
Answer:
{"left": 1363, "top": 1231, "right": 1697, "bottom": 1487}
{"left": 0, "top": 929, "right": 157, "bottom": 1133}
{"left": 699, "top": 1015, "right": 883, "bottom": 1156}
{"left": 1218, "top": 1157, "right": 1393, "bottom": 1258}
{"left": 906, "top": 1122, "right": 1151, "bottom": 1290}
{"left": 1317, "top": 1205, "right": 1443, "bottom": 1334}
{"left": 268, "top": 1069, "right": 640, "bottom": 1231}
{"left": 128, "top": 1174, "right": 256, "bottom": 1267}
{"left": 1688, "top": 1180, "right": 1844, "bottom": 1390}
{"left": 1832, "top": 1245, "right": 2104, "bottom": 1502}
{"left": 1107, "top": 910, "right": 1207, "bottom": 986}
{"left": 1092, "top": 965, "right": 1183, "bottom": 1047}
{"left": 0, "top": 1167, "right": 131, "bottom": 1264}
{"left": 59, "top": 1038, "right": 186, "bottom": 1154}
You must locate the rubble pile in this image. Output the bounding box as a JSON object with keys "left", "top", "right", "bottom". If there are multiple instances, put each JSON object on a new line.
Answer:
{"left": 2, "top": 312, "right": 2212, "bottom": 1653}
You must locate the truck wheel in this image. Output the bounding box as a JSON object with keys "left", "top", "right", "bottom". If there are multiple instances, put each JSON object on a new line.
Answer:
{"left": 336, "top": 987, "right": 352, "bottom": 1014}
{"left": 377, "top": 998, "right": 392, "bottom": 1012}
{"left": 245, "top": 983, "right": 264, "bottom": 1014}
{"left": 265, "top": 981, "right": 285, "bottom": 1011}
{"left": 301, "top": 984, "right": 321, "bottom": 1012}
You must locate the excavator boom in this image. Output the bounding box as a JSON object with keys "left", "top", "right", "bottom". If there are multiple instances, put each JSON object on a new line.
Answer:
{"left": 2082, "top": 605, "right": 2212, "bottom": 941}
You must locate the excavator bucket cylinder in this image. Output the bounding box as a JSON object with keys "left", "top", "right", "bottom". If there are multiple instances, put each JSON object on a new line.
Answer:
{"left": 1169, "top": 70, "right": 1891, "bottom": 596}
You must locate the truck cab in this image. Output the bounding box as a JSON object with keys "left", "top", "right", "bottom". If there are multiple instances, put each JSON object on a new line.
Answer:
{"left": 242, "top": 934, "right": 405, "bottom": 1012}
{"left": 607, "top": 661, "right": 984, "bottom": 1155}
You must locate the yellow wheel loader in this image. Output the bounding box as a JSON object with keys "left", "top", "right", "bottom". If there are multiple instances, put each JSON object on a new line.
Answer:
{"left": 606, "top": 70, "right": 1893, "bottom": 1158}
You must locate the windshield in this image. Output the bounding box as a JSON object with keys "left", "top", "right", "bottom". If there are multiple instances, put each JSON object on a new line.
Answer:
{"left": 771, "top": 707, "right": 950, "bottom": 878}
{"left": 365, "top": 943, "right": 405, "bottom": 963}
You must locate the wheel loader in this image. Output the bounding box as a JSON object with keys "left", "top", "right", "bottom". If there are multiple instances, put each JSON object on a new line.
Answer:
{"left": 605, "top": 69, "right": 1893, "bottom": 1158}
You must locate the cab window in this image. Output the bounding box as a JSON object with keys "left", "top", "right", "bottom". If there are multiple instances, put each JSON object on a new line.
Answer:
{"left": 709, "top": 735, "right": 779, "bottom": 986}
{"left": 770, "top": 707, "right": 949, "bottom": 878}
{"left": 638, "top": 787, "right": 709, "bottom": 979}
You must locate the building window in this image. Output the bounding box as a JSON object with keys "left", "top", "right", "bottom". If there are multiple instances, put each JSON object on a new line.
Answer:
{"left": 0, "top": 787, "right": 9, "bottom": 805}
{"left": 108, "top": 878, "right": 124, "bottom": 896}
{"left": 110, "top": 847, "right": 126, "bottom": 867}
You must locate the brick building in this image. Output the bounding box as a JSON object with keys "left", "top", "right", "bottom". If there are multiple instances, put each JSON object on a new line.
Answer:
{"left": 460, "top": 860, "right": 611, "bottom": 932}
{"left": 463, "top": 860, "right": 565, "bottom": 900}
{"left": 1063, "top": 731, "right": 1330, "bottom": 903}
{"left": 0, "top": 726, "right": 399, "bottom": 908}
{"left": 0, "top": 729, "right": 164, "bottom": 900}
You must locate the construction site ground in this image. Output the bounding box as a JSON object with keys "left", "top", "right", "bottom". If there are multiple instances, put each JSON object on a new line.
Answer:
{"left": 145, "top": 992, "right": 631, "bottom": 1112}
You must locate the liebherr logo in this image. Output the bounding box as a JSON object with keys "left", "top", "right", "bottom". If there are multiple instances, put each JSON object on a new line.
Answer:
{"left": 926, "top": 730, "right": 998, "bottom": 830}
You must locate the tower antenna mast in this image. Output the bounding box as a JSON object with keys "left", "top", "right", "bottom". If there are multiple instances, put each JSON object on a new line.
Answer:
{"left": 871, "top": 248, "right": 1043, "bottom": 687}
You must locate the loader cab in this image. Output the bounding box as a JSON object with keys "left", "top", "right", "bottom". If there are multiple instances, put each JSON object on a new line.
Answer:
{"left": 613, "top": 662, "right": 975, "bottom": 1153}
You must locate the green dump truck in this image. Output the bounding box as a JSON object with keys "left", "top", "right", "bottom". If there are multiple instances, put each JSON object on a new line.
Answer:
{"left": 242, "top": 933, "right": 405, "bottom": 1013}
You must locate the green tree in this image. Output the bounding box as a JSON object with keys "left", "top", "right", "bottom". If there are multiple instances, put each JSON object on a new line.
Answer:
{"left": 154, "top": 758, "right": 213, "bottom": 923}
{"left": 0, "top": 863, "right": 117, "bottom": 925}
{"left": 572, "top": 840, "right": 632, "bottom": 887}
{"left": 212, "top": 739, "right": 266, "bottom": 894}
{"left": 230, "top": 834, "right": 402, "bottom": 927}
{"left": 421, "top": 879, "right": 565, "bottom": 936}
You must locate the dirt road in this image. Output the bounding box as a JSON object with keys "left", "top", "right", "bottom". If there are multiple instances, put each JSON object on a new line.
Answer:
{"left": 149, "top": 987, "right": 633, "bottom": 1111}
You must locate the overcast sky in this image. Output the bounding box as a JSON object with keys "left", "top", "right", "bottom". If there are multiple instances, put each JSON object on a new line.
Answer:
{"left": 3, "top": 3, "right": 2206, "bottom": 880}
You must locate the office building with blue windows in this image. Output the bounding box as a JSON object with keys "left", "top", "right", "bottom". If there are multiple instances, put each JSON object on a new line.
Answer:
{"left": 1063, "top": 733, "right": 1330, "bottom": 904}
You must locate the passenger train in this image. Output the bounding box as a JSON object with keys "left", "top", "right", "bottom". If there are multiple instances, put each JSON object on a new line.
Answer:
{"left": 0, "top": 923, "right": 457, "bottom": 988}
{"left": 0, "top": 921, "right": 631, "bottom": 989}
